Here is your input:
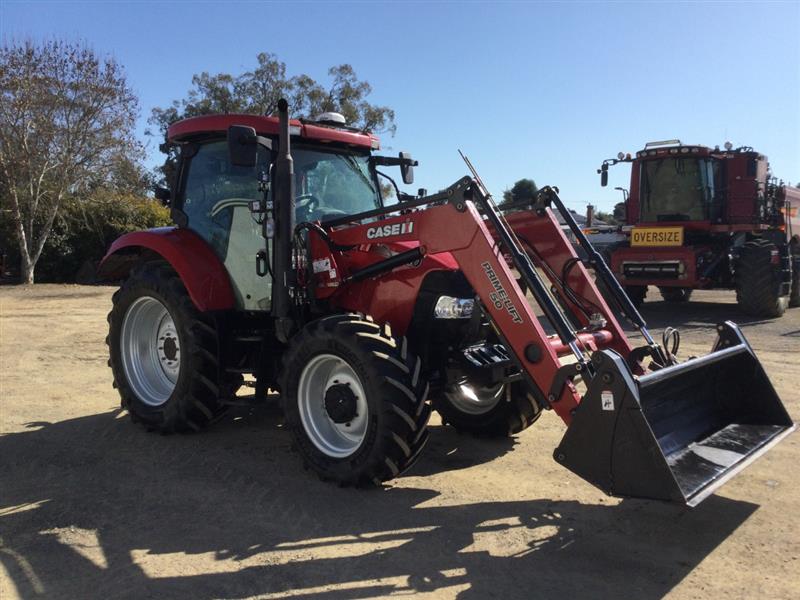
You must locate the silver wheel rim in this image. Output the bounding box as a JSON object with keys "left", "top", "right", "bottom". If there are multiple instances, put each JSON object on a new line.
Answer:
{"left": 445, "top": 381, "right": 505, "bottom": 415}
{"left": 297, "top": 353, "right": 368, "bottom": 458}
{"left": 120, "top": 296, "right": 180, "bottom": 407}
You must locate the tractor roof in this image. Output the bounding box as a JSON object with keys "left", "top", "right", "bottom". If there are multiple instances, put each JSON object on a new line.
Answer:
{"left": 167, "top": 114, "right": 380, "bottom": 150}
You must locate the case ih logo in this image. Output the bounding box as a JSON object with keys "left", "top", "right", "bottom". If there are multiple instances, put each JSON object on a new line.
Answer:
{"left": 366, "top": 221, "right": 414, "bottom": 240}
{"left": 481, "top": 262, "right": 523, "bottom": 323}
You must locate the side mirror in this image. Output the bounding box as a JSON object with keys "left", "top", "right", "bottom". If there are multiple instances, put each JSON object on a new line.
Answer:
{"left": 154, "top": 186, "right": 171, "bottom": 206}
{"left": 399, "top": 152, "right": 414, "bottom": 185}
{"left": 228, "top": 125, "right": 258, "bottom": 168}
{"left": 600, "top": 163, "right": 609, "bottom": 187}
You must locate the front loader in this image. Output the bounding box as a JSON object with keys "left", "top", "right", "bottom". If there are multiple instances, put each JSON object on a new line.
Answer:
{"left": 101, "top": 100, "right": 794, "bottom": 506}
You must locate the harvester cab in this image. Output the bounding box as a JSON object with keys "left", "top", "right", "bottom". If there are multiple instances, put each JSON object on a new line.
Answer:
{"left": 101, "top": 102, "right": 794, "bottom": 507}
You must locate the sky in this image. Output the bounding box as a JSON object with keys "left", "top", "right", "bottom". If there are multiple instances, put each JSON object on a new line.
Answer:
{"left": 2, "top": 0, "right": 799, "bottom": 212}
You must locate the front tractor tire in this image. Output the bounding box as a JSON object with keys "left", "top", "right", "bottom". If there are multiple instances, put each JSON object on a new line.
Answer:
{"left": 735, "top": 239, "right": 788, "bottom": 318}
{"left": 107, "top": 262, "right": 226, "bottom": 432}
{"left": 434, "top": 380, "right": 541, "bottom": 437}
{"left": 280, "top": 314, "right": 431, "bottom": 486}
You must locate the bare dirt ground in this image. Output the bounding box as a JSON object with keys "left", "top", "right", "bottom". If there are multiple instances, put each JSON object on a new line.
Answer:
{"left": 1, "top": 284, "right": 798, "bottom": 600}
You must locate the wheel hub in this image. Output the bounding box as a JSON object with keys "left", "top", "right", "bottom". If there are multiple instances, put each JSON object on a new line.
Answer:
{"left": 324, "top": 383, "right": 358, "bottom": 424}
{"left": 297, "top": 353, "right": 369, "bottom": 458}
{"left": 156, "top": 318, "right": 180, "bottom": 380}
{"left": 162, "top": 335, "right": 178, "bottom": 361}
{"left": 445, "top": 380, "right": 505, "bottom": 415}
{"left": 120, "top": 296, "right": 180, "bottom": 407}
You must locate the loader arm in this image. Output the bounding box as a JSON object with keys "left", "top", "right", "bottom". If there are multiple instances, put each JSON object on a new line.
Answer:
{"left": 322, "top": 176, "right": 794, "bottom": 506}
{"left": 327, "top": 178, "right": 607, "bottom": 425}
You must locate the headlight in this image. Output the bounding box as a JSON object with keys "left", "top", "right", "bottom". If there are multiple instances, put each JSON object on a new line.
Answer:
{"left": 433, "top": 296, "right": 474, "bottom": 319}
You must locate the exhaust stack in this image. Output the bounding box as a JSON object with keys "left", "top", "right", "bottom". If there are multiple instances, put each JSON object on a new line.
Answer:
{"left": 273, "top": 98, "right": 295, "bottom": 342}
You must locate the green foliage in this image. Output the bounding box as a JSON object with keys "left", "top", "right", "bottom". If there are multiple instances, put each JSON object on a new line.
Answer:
{"left": 34, "top": 192, "right": 171, "bottom": 282}
{"left": 594, "top": 210, "right": 616, "bottom": 225}
{"left": 149, "top": 53, "right": 396, "bottom": 186}
{"left": 594, "top": 202, "right": 626, "bottom": 226}
{"left": 500, "top": 178, "right": 538, "bottom": 212}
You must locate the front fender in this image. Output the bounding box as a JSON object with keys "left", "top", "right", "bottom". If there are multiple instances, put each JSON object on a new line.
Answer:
{"left": 98, "top": 227, "right": 236, "bottom": 312}
{"left": 331, "top": 245, "right": 461, "bottom": 335}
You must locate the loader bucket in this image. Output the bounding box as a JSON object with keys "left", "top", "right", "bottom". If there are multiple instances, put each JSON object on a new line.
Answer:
{"left": 554, "top": 322, "right": 794, "bottom": 506}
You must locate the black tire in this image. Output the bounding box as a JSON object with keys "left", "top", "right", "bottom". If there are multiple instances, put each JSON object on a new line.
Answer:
{"left": 434, "top": 381, "right": 541, "bottom": 437}
{"left": 659, "top": 286, "right": 693, "bottom": 303}
{"left": 735, "top": 239, "right": 788, "bottom": 318}
{"left": 107, "top": 262, "right": 227, "bottom": 432}
{"left": 280, "top": 314, "right": 431, "bottom": 486}
{"left": 790, "top": 243, "right": 800, "bottom": 308}
{"left": 625, "top": 285, "right": 647, "bottom": 307}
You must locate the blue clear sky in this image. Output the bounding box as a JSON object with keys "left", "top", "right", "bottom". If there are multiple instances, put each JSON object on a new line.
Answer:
{"left": 2, "top": 0, "right": 799, "bottom": 211}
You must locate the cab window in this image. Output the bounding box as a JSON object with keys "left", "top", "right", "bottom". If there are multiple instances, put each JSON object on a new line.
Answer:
{"left": 181, "top": 140, "right": 269, "bottom": 257}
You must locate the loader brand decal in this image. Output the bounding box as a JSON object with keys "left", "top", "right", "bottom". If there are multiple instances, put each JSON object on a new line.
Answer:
{"left": 366, "top": 220, "right": 414, "bottom": 240}
{"left": 631, "top": 226, "right": 684, "bottom": 247}
{"left": 481, "top": 262, "right": 523, "bottom": 323}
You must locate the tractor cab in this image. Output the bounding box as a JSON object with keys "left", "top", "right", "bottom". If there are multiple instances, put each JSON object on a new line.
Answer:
{"left": 165, "top": 112, "right": 409, "bottom": 311}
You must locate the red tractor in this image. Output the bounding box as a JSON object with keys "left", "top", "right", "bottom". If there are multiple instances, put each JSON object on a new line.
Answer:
{"left": 100, "top": 103, "right": 794, "bottom": 506}
{"left": 599, "top": 140, "right": 800, "bottom": 316}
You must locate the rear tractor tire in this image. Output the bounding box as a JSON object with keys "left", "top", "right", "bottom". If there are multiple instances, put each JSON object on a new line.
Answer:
{"left": 280, "top": 314, "right": 431, "bottom": 486}
{"left": 107, "top": 262, "right": 228, "bottom": 432}
{"left": 735, "top": 239, "right": 788, "bottom": 318}
{"left": 659, "top": 287, "right": 693, "bottom": 303}
{"left": 434, "top": 380, "right": 542, "bottom": 437}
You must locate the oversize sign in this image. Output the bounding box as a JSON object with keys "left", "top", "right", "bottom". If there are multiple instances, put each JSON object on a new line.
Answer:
{"left": 631, "top": 227, "right": 684, "bottom": 247}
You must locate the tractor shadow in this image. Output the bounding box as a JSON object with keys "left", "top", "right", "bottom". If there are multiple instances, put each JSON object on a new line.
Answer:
{"left": 412, "top": 424, "right": 518, "bottom": 477}
{"left": 0, "top": 408, "right": 759, "bottom": 599}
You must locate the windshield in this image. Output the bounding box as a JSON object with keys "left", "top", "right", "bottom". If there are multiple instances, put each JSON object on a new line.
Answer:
{"left": 293, "top": 147, "right": 381, "bottom": 221}
{"left": 639, "top": 157, "right": 717, "bottom": 222}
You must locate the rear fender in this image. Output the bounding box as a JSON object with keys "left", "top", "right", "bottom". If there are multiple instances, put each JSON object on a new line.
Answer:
{"left": 98, "top": 227, "right": 236, "bottom": 312}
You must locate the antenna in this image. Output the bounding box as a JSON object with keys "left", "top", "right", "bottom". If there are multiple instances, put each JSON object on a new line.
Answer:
{"left": 458, "top": 149, "right": 491, "bottom": 199}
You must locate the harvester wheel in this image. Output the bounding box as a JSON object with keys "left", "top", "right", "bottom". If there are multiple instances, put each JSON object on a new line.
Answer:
{"left": 735, "top": 239, "right": 787, "bottom": 318}
{"left": 434, "top": 381, "right": 541, "bottom": 437}
{"left": 790, "top": 243, "right": 800, "bottom": 308}
{"left": 107, "top": 262, "right": 227, "bottom": 432}
{"left": 659, "top": 287, "right": 692, "bottom": 303}
{"left": 280, "top": 314, "right": 431, "bottom": 486}
{"left": 625, "top": 285, "right": 647, "bottom": 307}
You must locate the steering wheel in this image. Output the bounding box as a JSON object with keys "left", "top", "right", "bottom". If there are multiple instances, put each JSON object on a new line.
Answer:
{"left": 295, "top": 194, "right": 349, "bottom": 221}
{"left": 295, "top": 194, "right": 322, "bottom": 210}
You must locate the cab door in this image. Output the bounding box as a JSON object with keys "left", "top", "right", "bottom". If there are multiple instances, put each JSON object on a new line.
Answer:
{"left": 178, "top": 139, "right": 271, "bottom": 311}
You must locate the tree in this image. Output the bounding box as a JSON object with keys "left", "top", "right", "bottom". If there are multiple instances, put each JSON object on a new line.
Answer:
{"left": 148, "top": 53, "right": 396, "bottom": 185}
{"left": 500, "top": 178, "right": 538, "bottom": 212}
{"left": 594, "top": 210, "right": 615, "bottom": 224}
{"left": 0, "top": 40, "right": 141, "bottom": 283}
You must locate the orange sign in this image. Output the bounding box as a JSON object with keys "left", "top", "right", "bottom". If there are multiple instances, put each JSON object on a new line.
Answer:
{"left": 631, "top": 227, "right": 684, "bottom": 247}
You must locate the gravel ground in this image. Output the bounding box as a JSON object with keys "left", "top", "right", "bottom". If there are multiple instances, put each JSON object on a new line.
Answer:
{"left": 1, "top": 284, "right": 798, "bottom": 599}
